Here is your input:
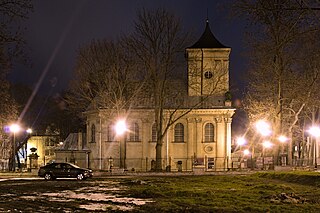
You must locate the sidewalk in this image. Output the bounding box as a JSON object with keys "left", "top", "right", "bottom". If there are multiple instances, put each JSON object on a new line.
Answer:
{"left": 1, "top": 167, "right": 300, "bottom": 179}
{"left": 0, "top": 170, "right": 38, "bottom": 179}
{"left": 0, "top": 170, "right": 257, "bottom": 178}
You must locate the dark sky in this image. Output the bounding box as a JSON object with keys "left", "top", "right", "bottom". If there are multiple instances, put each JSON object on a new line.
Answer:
{"left": 10, "top": 0, "right": 247, "bottom": 98}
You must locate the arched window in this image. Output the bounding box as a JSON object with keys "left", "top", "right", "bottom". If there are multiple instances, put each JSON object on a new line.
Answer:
{"left": 204, "top": 123, "right": 214, "bottom": 142}
{"left": 91, "top": 124, "right": 96, "bottom": 143}
{"left": 107, "top": 124, "right": 115, "bottom": 141}
{"left": 152, "top": 123, "right": 157, "bottom": 142}
{"left": 130, "top": 123, "right": 140, "bottom": 141}
{"left": 174, "top": 123, "right": 184, "bottom": 142}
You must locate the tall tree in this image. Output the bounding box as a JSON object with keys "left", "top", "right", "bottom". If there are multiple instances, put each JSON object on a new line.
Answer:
{"left": 0, "top": 0, "right": 32, "bottom": 171}
{"left": 125, "top": 8, "right": 191, "bottom": 171}
{"left": 65, "top": 39, "right": 143, "bottom": 121}
{"left": 232, "top": 0, "right": 320, "bottom": 165}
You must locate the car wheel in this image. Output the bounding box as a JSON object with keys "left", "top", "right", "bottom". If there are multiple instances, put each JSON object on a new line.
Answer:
{"left": 77, "top": 173, "right": 84, "bottom": 180}
{"left": 44, "top": 173, "right": 53, "bottom": 180}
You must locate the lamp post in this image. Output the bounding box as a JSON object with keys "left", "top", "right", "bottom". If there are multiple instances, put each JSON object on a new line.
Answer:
{"left": 308, "top": 126, "right": 320, "bottom": 169}
{"left": 262, "top": 140, "right": 273, "bottom": 170}
{"left": 25, "top": 128, "right": 32, "bottom": 170}
{"left": 236, "top": 137, "right": 246, "bottom": 167}
{"left": 255, "top": 120, "right": 272, "bottom": 169}
{"left": 115, "top": 119, "right": 127, "bottom": 170}
{"left": 10, "top": 124, "right": 21, "bottom": 172}
{"left": 236, "top": 137, "right": 246, "bottom": 170}
{"left": 278, "top": 135, "right": 288, "bottom": 166}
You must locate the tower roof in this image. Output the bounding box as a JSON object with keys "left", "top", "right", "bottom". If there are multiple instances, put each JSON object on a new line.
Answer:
{"left": 189, "top": 20, "right": 227, "bottom": 49}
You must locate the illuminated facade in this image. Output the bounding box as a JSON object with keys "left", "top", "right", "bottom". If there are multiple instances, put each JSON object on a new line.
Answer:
{"left": 26, "top": 135, "right": 60, "bottom": 168}
{"left": 84, "top": 20, "right": 235, "bottom": 172}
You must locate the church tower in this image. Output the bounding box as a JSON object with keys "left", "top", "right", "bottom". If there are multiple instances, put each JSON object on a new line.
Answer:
{"left": 186, "top": 20, "right": 231, "bottom": 98}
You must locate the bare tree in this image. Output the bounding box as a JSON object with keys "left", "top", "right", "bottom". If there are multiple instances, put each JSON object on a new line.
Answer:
{"left": 65, "top": 39, "right": 143, "bottom": 120}
{"left": 0, "top": 0, "right": 32, "bottom": 171}
{"left": 124, "top": 8, "right": 190, "bottom": 171}
{"left": 232, "top": 0, "right": 320, "bottom": 165}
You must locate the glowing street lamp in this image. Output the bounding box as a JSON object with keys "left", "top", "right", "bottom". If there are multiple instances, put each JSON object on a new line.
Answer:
{"left": 308, "top": 126, "right": 320, "bottom": 137}
{"left": 243, "top": 149, "right": 250, "bottom": 156}
{"left": 10, "top": 124, "right": 21, "bottom": 133}
{"left": 10, "top": 124, "right": 21, "bottom": 172}
{"left": 115, "top": 119, "right": 127, "bottom": 169}
{"left": 26, "top": 128, "right": 33, "bottom": 134}
{"left": 262, "top": 140, "right": 273, "bottom": 149}
{"left": 236, "top": 137, "right": 246, "bottom": 146}
{"left": 255, "top": 120, "right": 272, "bottom": 136}
{"left": 278, "top": 135, "right": 288, "bottom": 143}
{"left": 115, "top": 120, "right": 127, "bottom": 135}
{"left": 308, "top": 126, "right": 320, "bottom": 169}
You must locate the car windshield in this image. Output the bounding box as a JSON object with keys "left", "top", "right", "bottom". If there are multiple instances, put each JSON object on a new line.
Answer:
{"left": 67, "top": 163, "right": 80, "bottom": 168}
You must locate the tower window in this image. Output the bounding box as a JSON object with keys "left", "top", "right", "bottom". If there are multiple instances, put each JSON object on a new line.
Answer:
{"left": 204, "top": 71, "right": 213, "bottom": 79}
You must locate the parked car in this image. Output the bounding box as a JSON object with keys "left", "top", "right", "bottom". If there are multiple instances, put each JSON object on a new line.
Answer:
{"left": 38, "top": 162, "right": 93, "bottom": 180}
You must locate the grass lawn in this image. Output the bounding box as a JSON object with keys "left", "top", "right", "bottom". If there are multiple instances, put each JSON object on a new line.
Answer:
{"left": 1, "top": 171, "right": 320, "bottom": 212}
{"left": 122, "top": 171, "right": 320, "bottom": 212}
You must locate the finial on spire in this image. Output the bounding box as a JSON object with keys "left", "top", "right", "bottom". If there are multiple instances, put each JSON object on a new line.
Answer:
{"left": 206, "top": 8, "right": 209, "bottom": 23}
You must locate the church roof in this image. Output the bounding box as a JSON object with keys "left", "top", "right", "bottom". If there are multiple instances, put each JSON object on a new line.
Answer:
{"left": 86, "top": 79, "right": 229, "bottom": 111}
{"left": 57, "top": 133, "right": 88, "bottom": 151}
{"left": 188, "top": 20, "right": 227, "bottom": 49}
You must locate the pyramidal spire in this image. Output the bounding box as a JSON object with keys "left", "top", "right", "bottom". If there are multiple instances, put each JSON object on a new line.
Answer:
{"left": 188, "top": 18, "right": 227, "bottom": 49}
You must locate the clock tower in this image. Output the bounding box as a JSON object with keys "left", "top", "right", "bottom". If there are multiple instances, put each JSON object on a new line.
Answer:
{"left": 186, "top": 19, "right": 231, "bottom": 98}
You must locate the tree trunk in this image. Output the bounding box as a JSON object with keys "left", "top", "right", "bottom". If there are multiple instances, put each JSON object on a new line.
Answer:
{"left": 155, "top": 141, "right": 162, "bottom": 171}
{"left": 288, "top": 131, "right": 293, "bottom": 166}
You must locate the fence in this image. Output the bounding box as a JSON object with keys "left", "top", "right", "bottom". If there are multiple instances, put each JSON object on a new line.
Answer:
{"left": 2, "top": 155, "right": 318, "bottom": 172}
{"left": 63, "top": 156, "right": 231, "bottom": 172}
{"left": 79, "top": 156, "right": 257, "bottom": 172}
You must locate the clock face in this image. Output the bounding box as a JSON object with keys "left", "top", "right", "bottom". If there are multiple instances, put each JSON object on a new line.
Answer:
{"left": 204, "top": 71, "right": 213, "bottom": 79}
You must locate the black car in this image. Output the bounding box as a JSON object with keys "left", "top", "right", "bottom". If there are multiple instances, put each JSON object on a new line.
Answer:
{"left": 38, "top": 162, "right": 93, "bottom": 180}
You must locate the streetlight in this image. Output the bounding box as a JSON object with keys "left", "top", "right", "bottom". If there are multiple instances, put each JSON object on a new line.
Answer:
{"left": 255, "top": 120, "right": 272, "bottom": 136}
{"left": 308, "top": 126, "right": 320, "bottom": 169}
{"left": 26, "top": 128, "right": 32, "bottom": 134}
{"left": 262, "top": 140, "right": 273, "bottom": 170}
{"left": 243, "top": 149, "right": 250, "bottom": 156}
{"left": 25, "top": 128, "right": 33, "bottom": 170}
{"left": 263, "top": 140, "right": 273, "bottom": 149}
{"left": 10, "top": 124, "right": 21, "bottom": 172}
{"left": 236, "top": 137, "right": 246, "bottom": 170}
{"left": 115, "top": 120, "right": 127, "bottom": 135}
{"left": 278, "top": 135, "right": 288, "bottom": 143}
{"left": 278, "top": 135, "right": 288, "bottom": 166}
{"left": 236, "top": 137, "right": 246, "bottom": 146}
{"left": 115, "top": 119, "right": 127, "bottom": 169}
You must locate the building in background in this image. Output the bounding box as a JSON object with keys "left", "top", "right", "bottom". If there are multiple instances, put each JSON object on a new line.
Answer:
{"left": 26, "top": 134, "right": 60, "bottom": 168}
{"left": 55, "top": 132, "right": 90, "bottom": 169}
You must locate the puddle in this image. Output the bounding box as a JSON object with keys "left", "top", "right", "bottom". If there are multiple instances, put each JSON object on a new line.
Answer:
{"left": 3, "top": 181, "right": 153, "bottom": 212}
{"left": 43, "top": 190, "right": 152, "bottom": 205}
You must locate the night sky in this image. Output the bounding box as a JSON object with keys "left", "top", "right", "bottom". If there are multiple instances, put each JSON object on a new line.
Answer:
{"left": 9, "top": 0, "right": 247, "bottom": 98}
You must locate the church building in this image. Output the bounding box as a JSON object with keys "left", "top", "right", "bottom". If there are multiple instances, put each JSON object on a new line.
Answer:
{"left": 83, "top": 20, "right": 235, "bottom": 172}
